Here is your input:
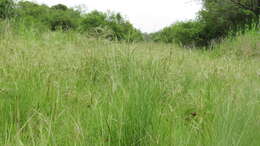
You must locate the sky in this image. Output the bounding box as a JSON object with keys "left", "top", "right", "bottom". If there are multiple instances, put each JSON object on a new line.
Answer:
{"left": 28, "top": 0, "right": 202, "bottom": 33}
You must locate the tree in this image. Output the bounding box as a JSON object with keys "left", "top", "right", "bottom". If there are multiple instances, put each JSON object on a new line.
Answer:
{"left": 200, "top": 0, "right": 259, "bottom": 28}
{"left": 1, "top": 1, "right": 142, "bottom": 41}
{"left": 230, "top": 0, "right": 259, "bottom": 15}
{"left": 16, "top": 1, "right": 50, "bottom": 23}
{"left": 80, "top": 11, "right": 107, "bottom": 31}
{"left": 49, "top": 5, "right": 81, "bottom": 31}
{"left": 151, "top": 0, "right": 258, "bottom": 47}
{"left": 16, "top": 2, "right": 81, "bottom": 31}
{"left": 151, "top": 21, "right": 205, "bottom": 46}
{"left": 229, "top": 0, "right": 259, "bottom": 26}
{"left": 80, "top": 11, "right": 143, "bottom": 41}
{"left": 49, "top": 11, "right": 76, "bottom": 31}
{"left": 51, "top": 4, "right": 68, "bottom": 11}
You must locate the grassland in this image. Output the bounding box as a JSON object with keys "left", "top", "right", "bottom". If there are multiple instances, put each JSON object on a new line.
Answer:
{"left": 0, "top": 25, "right": 260, "bottom": 145}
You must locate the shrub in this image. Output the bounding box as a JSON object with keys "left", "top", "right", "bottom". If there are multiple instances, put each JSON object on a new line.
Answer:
{"left": 80, "top": 11, "right": 143, "bottom": 41}
{"left": 80, "top": 11, "right": 107, "bottom": 32}
{"left": 1, "top": 1, "right": 142, "bottom": 41}
{"left": 152, "top": 0, "right": 259, "bottom": 48}
{"left": 51, "top": 4, "right": 68, "bottom": 11}
{"left": 170, "top": 21, "right": 205, "bottom": 47}
{"left": 16, "top": 1, "right": 50, "bottom": 25}
{"left": 49, "top": 10, "right": 79, "bottom": 31}
{"left": 0, "top": 0, "right": 14, "bottom": 19}
{"left": 151, "top": 21, "right": 205, "bottom": 47}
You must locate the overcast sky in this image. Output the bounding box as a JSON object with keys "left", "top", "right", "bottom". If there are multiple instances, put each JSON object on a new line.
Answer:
{"left": 28, "top": 0, "right": 202, "bottom": 33}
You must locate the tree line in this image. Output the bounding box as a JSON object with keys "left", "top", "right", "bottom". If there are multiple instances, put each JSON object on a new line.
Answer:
{"left": 0, "top": 0, "right": 259, "bottom": 46}
{"left": 151, "top": 0, "right": 259, "bottom": 47}
{"left": 0, "top": 0, "right": 143, "bottom": 41}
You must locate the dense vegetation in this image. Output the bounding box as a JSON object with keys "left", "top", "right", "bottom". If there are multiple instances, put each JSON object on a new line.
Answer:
{"left": 151, "top": 0, "right": 259, "bottom": 47}
{"left": 0, "top": 0, "right": 143, "bottom": 41}
{"left": 1, "top": 0, "right": 258, "bottom": 46}
{"left": 0, "top": 1, "right": 260, "bottom": 145}
{"left": 1, "top": 20, "right": 260, "bottom": 145}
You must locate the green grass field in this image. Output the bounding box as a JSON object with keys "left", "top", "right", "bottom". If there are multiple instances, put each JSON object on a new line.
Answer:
{"left": 0, "top": 26, "right": 260, "bottom": 145}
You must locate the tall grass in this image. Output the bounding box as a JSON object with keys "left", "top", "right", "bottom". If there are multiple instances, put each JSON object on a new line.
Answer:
{"left": 0, "top": 23, "right": 260, "bottom": 145}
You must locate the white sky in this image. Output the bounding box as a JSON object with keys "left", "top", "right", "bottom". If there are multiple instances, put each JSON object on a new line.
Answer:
{"left": 28, "top": 0, "right": 202, "bottom": 33}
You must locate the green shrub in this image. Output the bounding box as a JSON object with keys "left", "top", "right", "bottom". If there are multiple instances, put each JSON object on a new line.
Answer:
{"left": 51, "top": 4, "right": 68, "bottom": 11}
{"left": 152, "top": 0, "right": 259, "bottom": 48}
{"left": 151, "top": 21, "right": 205, "bottom": 47}
{"left": 16, "top": 1, "right": 50, "bottom": 26}
{"left": 1, "top": 1, "right": 143, "bottom": 41}
{"left": 80, "top": 11, "right": 143, "bottom": 41}
{"left": 49, "top": 9, "right": 80, "bottom": 31}
{"left": 172, "top": 22, "right": 204, "bottom": 47}
{"left": 0, "top": 0, "right": 14, "bottom": 19}
{"left": 80, "top": 11, "right": 107, "bottom": 31}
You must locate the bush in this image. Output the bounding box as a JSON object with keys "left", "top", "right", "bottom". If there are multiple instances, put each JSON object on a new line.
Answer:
{"left": 1, "top": 1, "right": 143, "bottom": 41}
{"left": 49, "top": 9, "right": 80, "bottom": 31}
{"left": 0, "top": 0, "right": 14, "bottom": 19}
{"left": 151, "top": 0, "right": 259, "bottom": 48}
{"left": 80, "top": 11, "right": 143, "bottom": 41}
{"left": 80, "top": 11, "right": 107, "bottom": 32}
{"left": 16, "top": 2, "right": 81, "bottom": 31}
{"left": 16, "top": 1, "right": 50, "bottom": 26}
{"left": 51, "top": 4, "right": 68, "bottom": 11}
{"left": 107, "top": 13, "right": 143, "bottom": 41}
{"left": 151, "top": 21, "right": 205, "bottom": 47}
{"left": 171, "top": 21, "right": 205, "bottom": 47}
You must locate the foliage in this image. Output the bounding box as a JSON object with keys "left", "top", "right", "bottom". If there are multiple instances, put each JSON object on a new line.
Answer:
{"left": 15, "top": 2, "right": 81, "bottom": 31}
{"left": 198, "top": 0, "right": 259, "bottom": 42}
{"left": 51, "top": 4, "right": 68, "bottom": 11}
{"left": 106, "top": 12, "right": 143, "bottom": 41}
{"left": 49, "top": 5, "right": 81, "bottom": 31}
{"left": 151, "top": 21, "right": 206, "bottom": 47}
{"left": 80, "top": 11, "right": 143, "bottom": 41}
{"left": 0, "top": 0, "right": 14, "bottom": 19}
{"left": 80, "top": 11, "right": 108, "bottom": 33}
{"left": 0, "top": 0, "right": 142, "bottom": 41}
{"left": 15, "top": 1, "right": 50, "bottom": 27}
{"left": 152, "top": 0, "right": 259, "bottom": 48}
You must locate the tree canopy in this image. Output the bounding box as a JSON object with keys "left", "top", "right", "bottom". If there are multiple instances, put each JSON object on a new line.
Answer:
{"left": 0, "top": 0, "right": 258, "bottom": 45}
{"left": 0, "top": 0, "right": 143, "bottom": 42}
{"left": 151, "top": 0, "right": 259, "bottom": 47}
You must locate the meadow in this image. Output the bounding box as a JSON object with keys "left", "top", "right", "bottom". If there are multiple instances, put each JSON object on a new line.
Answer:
{"left": 0, "top": 24, "right": 260, "bottom": 145}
